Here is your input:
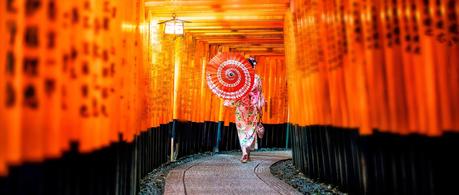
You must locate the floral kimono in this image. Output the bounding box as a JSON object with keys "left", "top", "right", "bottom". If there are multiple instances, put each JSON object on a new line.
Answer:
{"left": 224, "top": 74, "right": 265, "bottom": 151}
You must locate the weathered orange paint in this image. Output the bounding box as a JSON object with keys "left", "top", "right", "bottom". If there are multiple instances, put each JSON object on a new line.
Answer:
{"left": 285, "top": 0, "right": 458, "bottom": 136}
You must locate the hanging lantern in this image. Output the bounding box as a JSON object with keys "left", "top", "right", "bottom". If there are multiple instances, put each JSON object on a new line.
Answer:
{"left": 159, "top": 13, "right": 190, "bottom": 35}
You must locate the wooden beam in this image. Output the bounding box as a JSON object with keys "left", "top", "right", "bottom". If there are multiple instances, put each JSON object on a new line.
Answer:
{"left": 243, "top": 52, "right": 285, "bottom": 56}
{"left": 148, "top": 9, "right": 287, "bottom": 16}
{"left": 230, "top": 47, "right": 284, "bottom": 51}
{"left": 196, "top": 34, "right": 284, "bottom": 38}
{"left": 190, "top": 31, "right": 283, "bottom": 36}
{"left": 146, "top": 0, "right": 287, "bottom": 53}
{"left": 145, "top": 0, "right": 290, "bottom": 7}
{"left": 203, "top": 39, "right": 283, "bottom": 44}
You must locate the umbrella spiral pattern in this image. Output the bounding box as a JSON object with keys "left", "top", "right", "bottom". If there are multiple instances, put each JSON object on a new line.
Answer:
{"left": 206, "top": 53, "right": 255, "bottom": 100}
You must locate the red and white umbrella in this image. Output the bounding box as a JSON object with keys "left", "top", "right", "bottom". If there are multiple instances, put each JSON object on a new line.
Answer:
{"left": 206, "top": 52, "right": 255, "bottom": 100}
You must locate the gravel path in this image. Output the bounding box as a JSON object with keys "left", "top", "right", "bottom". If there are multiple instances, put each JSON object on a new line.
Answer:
{"left": 270, "top": 159, "right": 346, "bottom": 195}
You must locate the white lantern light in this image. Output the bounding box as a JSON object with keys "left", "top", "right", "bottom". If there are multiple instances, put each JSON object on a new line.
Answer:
{"left": 159, "top": 14, "right": 189, "bottom": 35}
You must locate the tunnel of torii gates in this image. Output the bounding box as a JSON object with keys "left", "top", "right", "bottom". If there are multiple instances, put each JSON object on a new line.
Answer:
{"left": 0, "top": 0, "right": 458, "bottom": 194}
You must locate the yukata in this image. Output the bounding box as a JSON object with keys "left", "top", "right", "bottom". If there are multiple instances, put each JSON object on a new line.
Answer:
{"left": 224, "top": 74, "right": 265, "bottom": 151}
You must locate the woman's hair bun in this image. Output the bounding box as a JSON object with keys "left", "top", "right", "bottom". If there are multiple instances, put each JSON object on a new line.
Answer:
{"left": 248, "top": 57, "right": 257, "bottom": 68}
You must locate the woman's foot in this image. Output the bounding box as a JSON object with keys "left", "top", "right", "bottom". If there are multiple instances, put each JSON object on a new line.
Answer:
{"left": 240, "top": 154, "right": 249, "bottom": 163}
{"left": 247, "top": 151, "right": 251, "bottom": 161}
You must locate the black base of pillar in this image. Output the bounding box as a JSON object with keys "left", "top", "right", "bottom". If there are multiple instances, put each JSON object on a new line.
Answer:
{"left": 290, "top": 125, "right": 459, "bottom": 195}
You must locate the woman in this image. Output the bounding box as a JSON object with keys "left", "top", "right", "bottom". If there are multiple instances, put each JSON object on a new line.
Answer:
{"left": 224, "top": 57, "right": 264, "bottom": 163}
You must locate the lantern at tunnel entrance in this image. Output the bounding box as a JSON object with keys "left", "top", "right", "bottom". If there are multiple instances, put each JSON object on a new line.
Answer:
{"left": 159, "top": 13, "right": 189, "bottom": 35}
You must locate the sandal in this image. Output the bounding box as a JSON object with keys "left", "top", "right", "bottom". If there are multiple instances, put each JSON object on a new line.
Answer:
{"left": 240, "top": 154, "right": 249, "bottom": 163}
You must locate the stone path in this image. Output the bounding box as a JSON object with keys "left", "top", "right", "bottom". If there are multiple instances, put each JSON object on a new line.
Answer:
{"left": 164, "top": 151, "right": 301, "bottom": 195}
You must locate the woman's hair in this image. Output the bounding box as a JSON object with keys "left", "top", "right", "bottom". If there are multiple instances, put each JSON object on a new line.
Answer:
{"left": 247, "top": 57, "right": 257, "bottom": 68}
